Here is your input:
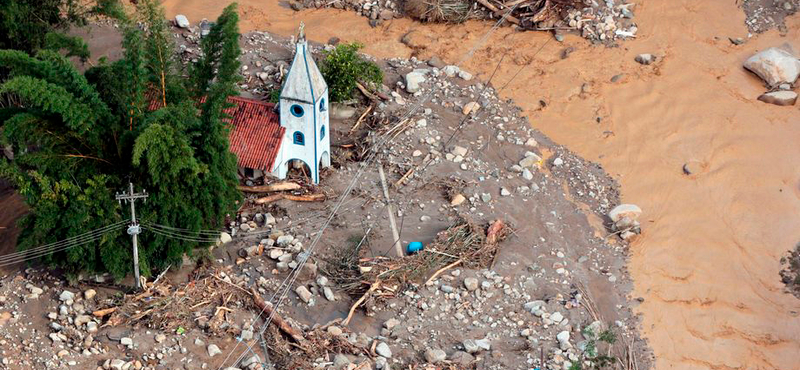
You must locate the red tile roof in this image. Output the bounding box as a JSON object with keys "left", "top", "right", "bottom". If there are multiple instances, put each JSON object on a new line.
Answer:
{"left": 225, "top": 97, "right": 284, "bottom": 171}
{"left": 148, "top": 94, "right": 284, "bottom": 171}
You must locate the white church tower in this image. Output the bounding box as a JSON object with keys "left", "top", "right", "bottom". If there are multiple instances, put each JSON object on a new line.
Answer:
{"left": 275, "top": 23, "right": 331, "bottom": 184}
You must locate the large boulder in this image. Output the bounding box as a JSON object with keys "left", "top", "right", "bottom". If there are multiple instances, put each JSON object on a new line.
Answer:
{"left": 405, "top": 71, "right": 426, "bottom": 93}
{"left": 175, "top": 15, "right": 190, "bottom": 29}
{"left": 758, "top": 90, "right": 797, "bottom": 106}
{"left": 743, "top": 47, "right": 800, "bottom": 87}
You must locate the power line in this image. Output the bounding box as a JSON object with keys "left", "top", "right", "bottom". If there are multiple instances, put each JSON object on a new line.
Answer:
{"left": 0, "top": 221, "right": 128, "bottom": 267}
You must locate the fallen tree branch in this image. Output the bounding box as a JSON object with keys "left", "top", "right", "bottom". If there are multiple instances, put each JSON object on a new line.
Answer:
{"left": 92, "top": 307, "right": 117, "bottom": 317}
{"left": 342, "top": 281, "right": 381, "bottom": 326}
{"left": 251, "top": 288, "right": 305, "bottom": 343}
{"left": 350, "top": 105, "right": 373, "bottom": 133}
{"left": 238, "top": 182, "right": 302, "bottom": 193}
{"left": 254, "top": 193, "right": 326, "bottom": 204}
{"left": 424, "top": 258, "right": 463, "bottom": 286}
{"left": 475, "top": 0, "right": 521, "bottom": 24}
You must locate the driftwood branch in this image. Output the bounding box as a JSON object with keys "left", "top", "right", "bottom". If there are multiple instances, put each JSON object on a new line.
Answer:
{"left": 343, "top": 281, "right": 381, "bottom": 326}
{"left": 251, "top": 288, "right": 305, "bottom": 343}
{"left": 254, "top": 193, "right": 326, "bottom": 204}
{"left": 238, "top": 182, "right": 301, "bottom": 193}
{"left": 475, "top": 0, "right": 521, "bottom": 24}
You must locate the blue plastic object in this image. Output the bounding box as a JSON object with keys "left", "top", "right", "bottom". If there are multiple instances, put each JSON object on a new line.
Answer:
{"left": 407, "top": 241, "right": 424, "bottom": 254}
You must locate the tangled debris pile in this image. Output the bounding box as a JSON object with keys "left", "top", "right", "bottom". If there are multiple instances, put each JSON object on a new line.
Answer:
{"left": 292, "top": 0, "right": 639, "bottom": 43}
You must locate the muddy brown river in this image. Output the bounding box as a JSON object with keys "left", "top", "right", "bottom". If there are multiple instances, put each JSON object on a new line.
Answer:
{"left": 159, "top": 1, "right": 800, "bottom": 368}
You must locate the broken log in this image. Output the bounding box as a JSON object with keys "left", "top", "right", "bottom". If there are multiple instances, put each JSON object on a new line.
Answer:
{"left": 486, "top": 219, "right": 506, "bottom": 245}
{"left": 238, "top": 182, "right": 301, "bottom": 193}
{"left": 254, "top": 193, "right": 326, "bottom": 204}
{"left": 92, "top": 307, "right": 118, "bottom": 317}
{"left": 475, "top": 0, "right": 521, "bottom": 24}
{"left": 251, "top": 288, "right": 305, "bottom": 343}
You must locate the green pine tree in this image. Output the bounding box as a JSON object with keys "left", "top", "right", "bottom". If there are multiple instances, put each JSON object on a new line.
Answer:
{"left": 0, "top": 1, "right": 242, "bottom": 280}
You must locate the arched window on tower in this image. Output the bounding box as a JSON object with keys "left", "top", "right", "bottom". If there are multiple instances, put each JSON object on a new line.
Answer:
{"left": 319, "top": 98, "right": 327, "bottom": 112}
{"left": 293, "top": 131, "right": 305, "bottom": 145}
{"left": 320, "top": 125, "right": 326, "bottom": 140}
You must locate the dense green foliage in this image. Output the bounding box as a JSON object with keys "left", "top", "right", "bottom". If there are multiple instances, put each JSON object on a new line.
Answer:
{"left": 0, "top": 1, "right": 242, "bottom": 279}
{"left": 319, "top": 42, "right": 383, "bottom": 102}
{"left": 0, "top": 0, "right": 120, "bottom": 56}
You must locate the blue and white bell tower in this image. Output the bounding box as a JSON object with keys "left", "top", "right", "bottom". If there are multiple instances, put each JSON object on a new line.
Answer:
{"left": 275, "top": 23, "right": 331, "bottom": 184}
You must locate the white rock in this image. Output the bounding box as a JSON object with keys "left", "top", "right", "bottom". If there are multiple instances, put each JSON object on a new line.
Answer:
{"left": 553, "top": 157, "right": 564, "bottom": 166}
{"left": 155, "top": 334, "right": 167, "bottom": 343}
{"left": 744, "top": 47, "right": 800, "bottom": 87}
{"left": 376, "top": 342, "right": 392, "bottom": 358}
{"left": 556, "top": 330, "right": 570, "bottom": 343}
{"left": 59, "top": 290, "right": 75, "bottom": 302}
{"left": 323, "top": 287, "right": 335, "bottom": 301}
{"left": 634, "top": 53, "right": 655, "bottom": 65}
{"left": 109, "top": 359, "right": 126, "bottom": 370}
{"left": 207, "top": 344, "right": 222, "bottom": 357}
{"left": 758, "top": 90, "right": 797, "bottom": 106}
{"left": 384, "top": 318, "right": 401, "bottom": 330}
{"left": 458, "top": 70, "right": 473, "bottom": 81}
{"left": 425, "top": 348, "right": 447, "bottom": 363}
{"left": 120, "top": 337, "right": 133, "bottom": 347}
{"left": 276, "top": 235, "right": 294, "bottom": 247}
{"left": 442, "top": 65, "right": 460, "bottom": 77}
{"left": 462, "top": 102, "right": 480, "bottom": 115}
{"left": 522, "top": 168, "right": 533, "bottom": 180}
{"left": 462, "top": 339, "right": 479, "bottom": 354}
{"left": 525, "top": 138, "right": 538, "bottom": 147}
{"left": 29, "top": 286, "right": 43, "bottom": 295}
{"left": 405, "top": 72, "right": 426, "bottom": 93}
{"left": 475, "top": 339, "right": 491, "bottom": 351}
{"left": 519, "top": 153, "right": 542, "bottom": 168}
{"left": 608, "top": 204, "right": 642, "bottom": 223}
{"left": 218, "top": 232, "right": 232, "bottom": 245}
{"left": 550, "top": 312, "right": 564, "bottom": 323}
{"left": 84, "top": 289, "right": 96, "bottom": 300}
{"left": 175, "top": 15, "right": 190, "bottom": 29}
{"left": 451, "top": 146, "right": 468, "bottom": 157}
{"left": 463, "top": 277, "right": 479, "bottom": 291}
{"left": 295, "top": 286, "right": 312, "bottom": 303}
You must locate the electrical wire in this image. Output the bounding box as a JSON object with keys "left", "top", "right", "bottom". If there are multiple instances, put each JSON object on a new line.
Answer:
{"left": 0, "top": 221, "right": 128, "bottom": 267}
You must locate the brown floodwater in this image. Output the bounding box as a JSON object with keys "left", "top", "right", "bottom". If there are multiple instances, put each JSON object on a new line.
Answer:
{"left": 161, "top": 0, "right": 800, "bottom": 368}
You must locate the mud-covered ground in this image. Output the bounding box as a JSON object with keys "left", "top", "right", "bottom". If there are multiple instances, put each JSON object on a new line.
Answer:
{"left": 0, "top": 25, "right": 651, "bottom": 370}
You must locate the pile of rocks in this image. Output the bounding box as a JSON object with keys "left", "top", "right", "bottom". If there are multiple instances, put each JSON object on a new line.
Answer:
{"left": 292, "top": 0, "right": 402, "bottom": 26}
{"left": 744, "top": 46, "right": 799, "bottom": 106}
{"left": 561, "top": 1, "right": 639, "bottom": 42}
{"left": 608, "top": 204, "right": 642, "bottom": 240}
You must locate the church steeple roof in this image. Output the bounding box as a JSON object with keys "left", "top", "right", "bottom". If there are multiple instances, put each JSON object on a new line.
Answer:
{"left": 280, "top": 24, "right": 328, "bottom": 104}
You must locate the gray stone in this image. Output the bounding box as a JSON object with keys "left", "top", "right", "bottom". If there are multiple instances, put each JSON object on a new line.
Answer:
{"left": 405, "top": 71, "right": 426, "bottom": 93}
{"left": 458, "top": 70, "right": 473, "bottom": 81}
{"left": 331, "top": 104, "right": 357, "bottom": 119}
{"left": 323, "top": 287, "right": 335, "bottom": 301}
{"left": 462, "top": 339, "right": 479, "bottom": 354}
{"left": 295, "top": 285, "right": 312, "bottom": 303}
{"left": 175, "top": 15, "right": 190, "bottom": 29}
{"left": 608, "top": 204, "right": 642, "bottom": 223}
{"left": 276, "top": 235, "right": 294, "bottom": 247}
{"left": 450, "top": 351, "right": 475, "bottom": 365}
{"left": 207, "top": 344, "right": 222, "bottom": 357}
{"left": 475, "top": 338, "right": 491, "bottom": 351}
{"left": 463, "top": 277, "right": 479, "bottom": 291}
{"left": 634, "top": 54, "right": 655, "bottom": 65}
{"left": 120, "top": 337, "right": 133, "bottom": 347}
{"left": 553, "top": 157, "right": 564, "bottom": 166}
{"left": 240, "top": 329, "right": 254, "bottom": 341}
{"left": 758, "top": 90, "right": 797, "bottom": 106}
{"left": 59, "top": 290, "right": 75, "bottom": 302}
{"left": 744, "top": 47, "right": 800, "bottom": 87}
{"left": 375, "top": 342, "right": 392, "bottom": 358}
{"left": 442, "top": 65, "right": 460, "bottom": 77}
{"left": 557, "top": 330, "right": 570, "bottom": 343}
{"left": 424, "top": 348, "right": 447, "bottom": 363}
{"left": 384, "top": 318, "right": 400, "bottom": 330}
{"left": 333, "top": 354, "right": 351, "bottom": 367}
{"left": 109, "top": 359, "right": 126, "bottom": 370}
{"left": 522, "top": 168, "right": 533, "bottom": 180}
{"left": 428, "top": 56, "right": 445, "bottom": 68}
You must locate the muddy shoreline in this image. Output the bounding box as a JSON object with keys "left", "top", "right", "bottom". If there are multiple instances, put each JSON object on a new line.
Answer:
{"left": 155, "top": 1, "right": 800, "bottom": 369}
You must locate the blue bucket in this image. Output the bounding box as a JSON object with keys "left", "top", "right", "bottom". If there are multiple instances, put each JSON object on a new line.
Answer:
{"left": 407, "top": 241, "right": 424, "bottom": 254}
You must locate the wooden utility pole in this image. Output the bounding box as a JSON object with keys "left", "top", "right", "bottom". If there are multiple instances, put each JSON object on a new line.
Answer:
{"left": 377, "top": 164, "right": 403, "bottom": 257}
{"left": 116, "top": 182, "right": 148, "bottom": 290}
